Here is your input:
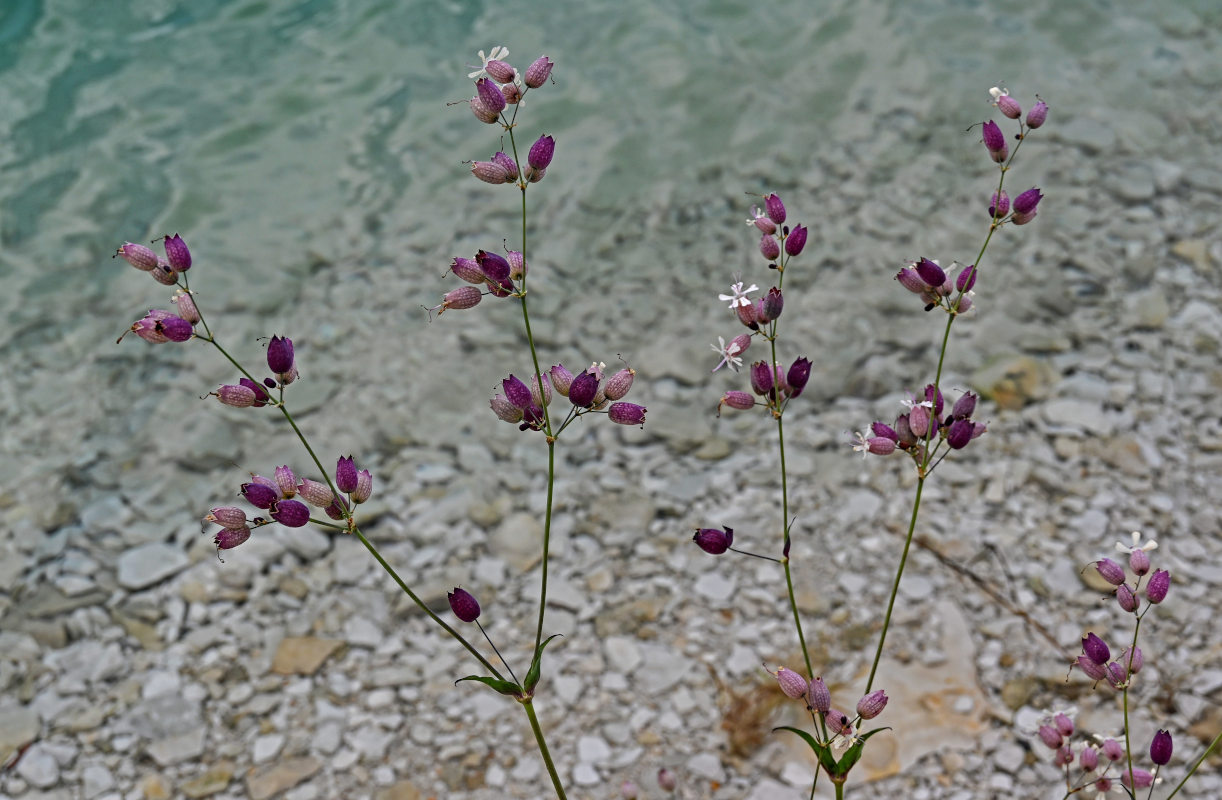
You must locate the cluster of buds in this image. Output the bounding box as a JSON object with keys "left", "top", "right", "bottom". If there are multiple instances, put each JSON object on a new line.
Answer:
{"left": 716, "top": 357, "right": 811, "bottom": 417}
{"left": 469, "top": 134, "right": 554, "bottom": 186}
{"left": 489, "top": 361, "right": 646, "bottom": 431}
{"left": 466, "top": 48, "right": 553, "bottom": 124}
{"left": 116, "top": 236, "right": 200, "bottom": 344}
{"left": 204, "top": 457, "right": 373, "bottom": 550}
{"left": 1092, "top": 531, "right": 1171, "bottom": 614}
{"left": 853, "top": 384, "right": 986, "bottom": 462}
{"left": 981, "top": 88, "right": 1046, "bottom": 224}
{"left": 428, "top": 249, "right": 531, "bottom": 318}
{"left": 209, "top": 334, "right": 299, "bottom": 407}
{"left": 895, "top": 257, "right": 980, "bottom": 315}
{"left": 746, "top": 192, "right": 808, "bottom": 273}
{"left": 770, "top": 666, "right": 888, "bottom": 748}
{"left": 1033, "top": 710, "right": 1167, "bottom": 792}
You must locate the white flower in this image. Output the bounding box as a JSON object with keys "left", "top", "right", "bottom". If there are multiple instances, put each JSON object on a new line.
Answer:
{"left": 1116, "top": 530, "right": 1158, "bottom": 554}
{"left": 989, "top": 86, "right": 1009, "bottom": 102}
{"left": 850, "top": 430, "right": 871, "bottom": 459}
{"left": 745, "top": 206, "right": 765, "bottom": 226}
{"left": 468, "top": 46, "right": 510, "bottom": 79}
{"left": 718, "top": 276, "right": 759, "bottom": 309}
{"left": 900, "top": 391, "right": 932, "bottom": 411}
{"left": 710, "top": 337, "right": 744, "bottom": 373}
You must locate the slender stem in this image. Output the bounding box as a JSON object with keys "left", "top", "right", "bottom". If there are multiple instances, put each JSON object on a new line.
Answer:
{"left": 1166, "top": 726, "right": 1222, "bottom": 798}
{"left": 521, "top": 699, "right": 568, "bottom": 800}
{"left": 477, "top": 620, "right": 520, "bottom": 686}
{"left": 866, "top": 476, "right": 925, "bottom": 692}
{"left": 353, "top": 527, "right": 504, "bottom": 680}
{"left": 1123, "top": 616, "right": 1143, "bottom": 790}
{"left": 534, "top": 440, "right": 556, "bottom": 651}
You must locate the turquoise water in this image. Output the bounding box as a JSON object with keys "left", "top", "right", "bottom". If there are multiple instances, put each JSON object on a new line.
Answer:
{"left": 2, "top": 0, "right": 1219, "bottom": 517}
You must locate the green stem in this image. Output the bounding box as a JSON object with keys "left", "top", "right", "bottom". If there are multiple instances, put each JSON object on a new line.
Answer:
{"left": 534, "top": 440, "right": 556, "bottom": 651}
{"left": 521, "top": 699, "right": 568, "bottom": 800}
{"left": 1166, "top": 726, "right": 1222, "bottom": 798}
{"left": 353, "top": 527, "right": 504, "bottom": 680}
{"left": 866, "top": 476, "right": 924, "bottom": 692}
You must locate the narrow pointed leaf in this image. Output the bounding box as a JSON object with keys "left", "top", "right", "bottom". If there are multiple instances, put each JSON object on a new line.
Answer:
{"left": 456, "top": 675, "right": 522, "bottom": 697}
{"left": 523, "top": 634, "right": 562, "bottom": 693}
{"left": 774, "top": 725, "right": 838, "bottom": 775}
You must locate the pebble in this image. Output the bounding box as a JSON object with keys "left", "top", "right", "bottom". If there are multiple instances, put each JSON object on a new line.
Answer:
{"left": 16, "top": 743, "right": 61, "bottom": 788}
{"left": 115, "top": 543, "right": 189, "bottom": 590}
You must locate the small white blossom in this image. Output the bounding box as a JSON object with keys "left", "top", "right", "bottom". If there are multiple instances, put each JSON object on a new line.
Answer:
{"left": 989, "top": 86, "right": 1009, "bottom": 102}
{"left": 718, "top": 276, "right": 759, "bottom": 309}
{"left": 710, "top": 337, "right": 744, "bottom": 373}
{"left": 850, "top": 430, "right": 871, "bottom": 459}
{"left": 745, "top": 206, "right": 765, "bottom": 226}
{"left": 900, "top": 391, "right": 932, "bottom": 411}
{"left": 1116, "top": 530, "right": 1158, "bottom": 554}
{"left": 468, "top": 46, "right": 510, "bottom": 79}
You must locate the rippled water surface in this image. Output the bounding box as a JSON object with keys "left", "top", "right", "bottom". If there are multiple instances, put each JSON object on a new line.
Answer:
{"left": 2, "top": 0, "right": 1220, "bottom": 517}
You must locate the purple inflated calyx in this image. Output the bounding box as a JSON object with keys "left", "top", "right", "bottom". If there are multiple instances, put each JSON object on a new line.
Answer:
{"left": 523, "top": 55, "right": 554, "bottom": 88}
{"left": 995, "top": 93, "right": 1022, "bottom": 119}
{"left": 1095, "top": 557, "right": 1126, "bottom": 586}
{"left": 274, "top": 465, "right": 298, "bottom": 497}
{"left": 484, "top": 59, "right": 515, "bottom": 84}
{"left": 808, "top": 676, "right": 831, "bottom": 712}
{"left": 297, "top": 478, "right": 334, "bottom": 507}
{"left": 787, "top": 357, "right": 812, "bottom": 397}
{"left": 568, "top": 370, "right": 599, "bottom": 408}
{"left": 471, "top": 159, "right": 513, "bottom": 184}
{"left": 693, "top": 526, "right": 733, "bottom": 554}
{"left": 1076, "top": 654, "right": 1107, "bottom": 681}
{"left": 352, "top": 469, "right": 373, "bottom": 503}
{"left": 117, "top": 242, "right": 160, "bottom": 271}
{"left": 982, "top": 120, "right": 1008, "bottom": 162}
{"left": 758, "top": 233, "right": 780, "bottom": 261}
{"left": 241, "top": 480, "right": 280, "bottom": 509}
{"left": 239, "top": 377, "right": 270, "bottom": 407}
{"left": 490, "top": 394, "right": 523, "bottom": 423}
{"left": 1120, "top": 645, "right": 1143, "bottom": 674}
{"left": 1146, "top": 569, "right": 1170, "bottom": 603}
{"left": 216, "top": 383, "right": 258, "bottom": 407}
{"left": 952, "top": 391, "right": 977, "bottom": 419}
{"left": 608, "top": 402, "right": 646, "bottom": 426}
{"left": 1082, "top": 632, "right": 1110, "bottom": 665}
{"left": 164, "top": 234, "right": 192, "bottom": 272}
{"left": 604, "top": 367, "right": 635, "bottom": 401}
{"left": 507, "top": 250, "right": 527, "bottom": 280}
{"left": 1150, "top": 730, "right": 1172, "bottom": 766}
{"left": 785, "top": 224, "right": 807, "bottom": 257}
{"left": 267, "top": 335, "right": 295, "bottom": 375}
{"left": 1026, "top": 100, "right": 1049, "bottom": 129}
{"left": 764, "top": 193, "right": 786, "bottom": 224}
{"left": 1038, "top": 725, "right": 1062, "bottom": 750}
{"left": 475, "top": 77, "right": 506, "bottom": 115}
{"left": 750, "top": 361, "right": 774, "bottom": 396}
{"left": 1129, "top": 547, "right": 1151, "bottom": 576}
{"left": 549, "top": 363, "right": 574, "bottom": 396}
{"left": 448, "top": 587, "right": 481, "bottom": 622}
{"left": 772, "top": 666, "right": 809, "bottom": 700}
{"left": 914, "top": 257, "right": 946, "bottom": 287}
{"left": 270, "top": 498, "right": 310, "bottom": 528}
{"left": 450, "top": 256, "right": 485, "bottom": 283}
{"left": 528, "top": 135, "right": 555, "bottom": 170}
{"left": 856, "top": 689, "right": 888, "bottom": 720}
{"left": 718, "top": 390, "right": 754, "bottom": 414}
{"left": 1053, "top": 713, "right": 1074, "bottom": 737}
{"left": 502, "top": 374, "right": 533, "bottom": 410}
{"left": 491, "top": 151, "right": 519, "bottom": 181}
{"left": 469, "top": 96, "right": 499, "bottom": 124}
{"left": 990, "top": 190, "right": 1010, "bottom": 219}
{"left": 1011, "top": 187, "right": 1043, "bottom": 225}
{"left": 896, "top": 267, "right": 926, "bottom": 294}
{"left": 476, "top": 250, "right": 511, "bottom": 282}
{"left": 956, "top": 265, "right": 978, "bottom": 293}
{"left": 336, "top": 456, "right": 358, "bottom": 493}
{"left": 214, "top": 526, "right": 251, "bottom": 550}
{"left": 762, "top": 287, "right": 783, "bottom": 321}
{"left": 159, "top": 315, "right": 194, "bottom": 342}
{"left": 947, "top": 418, "right": 974, "bottom": 449}
{"left": 205, "top": 507, "right": 249, "bottom": 529}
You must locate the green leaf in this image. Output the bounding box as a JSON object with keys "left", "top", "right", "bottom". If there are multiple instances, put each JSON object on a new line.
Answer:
{"left": 523, "top": 634, "right": 563, "bottom": 694}
{"left": 456, "top": 675, "right": 522, "bottom": 697}
{"left": 829, "top": 727, "right": 891, "bottom": 778}
{"left": 774, "top": 726, "right": 838, "bottom": 775}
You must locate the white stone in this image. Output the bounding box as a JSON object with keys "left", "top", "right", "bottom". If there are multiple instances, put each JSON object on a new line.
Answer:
{"left": 116, "top": 543, "right": 188, "bottom": 590}
{"left": 252, "top": 733, "right": 285, "bottom": 764}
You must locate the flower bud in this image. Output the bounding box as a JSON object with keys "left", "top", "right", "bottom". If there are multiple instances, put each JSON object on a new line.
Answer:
{"left": 1128, "top": 547, "right": 1150, "bottom": 576}
{"left": 1101, "top": 738, "right": 1124, "bottom": 762}
{"left": 1082, "top": 632, "right": 1111, "bottom": 665}
{"left": 750, "top": 361, "right": 774, "bottom": 396}
{"left": 150, "top": 264, "right": 179, "bottom": 285}
{"left": 989, "top": 190, "right": 1010, "bottom": 219}
{"left": 172, "top": 291, "right": 200, "bottom": 324}
{"left": 159, "top": 315, "right": 194, "bottom": 342}
{"left": 469, "top": 96, "right": 499, "bottom": 124}
{"left": 549, "top": 364, "right": 574, "bottom": 396}
{"left": 1146, "top": 569, "right": 1170, "bottom": 603}
{"left": 164, "top": 234, "right": 192, "bottom": 272}
{"left": 270, "top": 498, "right": 310, "bottom": 528}
{"left": 437, "top": 286, "right": 483, "bottom": 314}
{"left": 759, "top": 233, "right": 780, "bottom": 261}
{"left": 325, "top": 495, "right": 350, "bottom": 520}
{"left": 1104, "top": 661, "right": 1128, "bottom": 689}
{"left": 490, "top": 394, "right": 523, "bottom": 423}
{"left": 241, "top": 480, "right": 280, "bottom": 509}
{"left": 1011, "top": 187, "right": 1043, "bottom": 225}
{"left": 771, "top": 666, "right": 809, "bottom": 700}
{"left": 1053, "top": 713, "right": 1074, "bottom": 737}
{"left": 214, "top": 526, "right": 251, "bottom": 550}
{"left": 501, "top": 374, "right": 533, "bottom": 410}
{"left": 604, "top": 367, "right": 635, "bottom": 400}
{"left": 946, "top": 418, "right": 974, "bottom": 449}
{"left": 1116, "top": 583, "right": 1138, "bottom": 613}
{"left": 116, "top": 242, "right": 160, "bottom": 271}
{"left": 450, "top": 257, "right": 484, "bottom": 283}
{"left": 718, "top": 391, "right": 754, "bottom": 415}
{"left": 982, "top": 120, "right": 1008, "bottom": 162}
{"left": 951, "top": 391, "right": 977, "bottom": 419}
{"left": 735, "top": 300, "right": 759, "bottom": 329}
{"left": 1121, "top": 769, "right": 1154, "bottom": 789}
{"left": 528, "top": 372, "right": 551, "bottom": 407}
{"left": 205, "top": 507, "right": 249, "bottom": 529}
{"left": 914, "top": 257, "right": 946, "bottom": 288}
{"left": 896, "top": 267, "right": 926, "bottom": 294}
{"left": 1080, "top": 745, "right": 1099, "bottom": 772}
{"left": 1054, "top": 745, "right": 1074, "bottom": 767}
{"left": 1076, "top": 654, "right": 1107, "bottom": 682}
{"left": 528, "top": 135, "right": 555, "bottom": 170}
{"left": 824, "top": 709, "right": 853, "bottom": 737}
{"left": 1038, "top": 725, "right": 1062, "bottom": 750}
{"left": 785, "top": 224, "right": 807, "bottom": 257}
{"left": 484, "top": 59, "right": 515, "bottom": 84}
{"left": 608, "top": 402, "right": 646, "bottom": 426}
{"left": 475, "top": 77, "right": 506, "bottom": 115}
{"left": 1119, "top": 645, "right": 1143, "bottom": 674}
{"left": 491, "top": 151, "right": 519, "bottom": 181}
{"left": 1026, "top": 100, "right": 1049, "bottom": 129}
{"left": 764, "top": 193, "right": 786, "bottom": 224}
{"left": 447, "top": 588, "right": 481, "bottom": 622}
{"left": 808, "top": 677, "right": 831, "bottom": 713}
{"left": 908, "top": 405, "right": 930, "bottom": 437}
{"left": 471, "top": 159, "right": 512, "bottom": 184}
{"left": 693, "top": 526, "right": 732, "bottom": 554}
{"left": 216, "top": 383, "right": 258, "bottom": 407}
{"left": 297, "top": 478, "right": 334, "bottom": 508}
{"left": 856, "top": 689, "right": 888, "bottom": 719}
{"left": 507, "top": 250, "right": 527, "bottom": 280}
{"left": 335, "top": 456, "right": 358, "bottom": 493}
{"left": 273, "top": 465, "right": 298, "bottom": 498}
{"left": 568, "top": 370, "right": 600, "bottom": 408}
{"left": 1150, "top": 730, "right": 1172, "bottom": 766}
{"left": 476, "top": 250, "right": 511, "bottom": 282}
{"left": 352, "top": 470, "right": 373, "bottom": 503}
{"left": 955, "top": 265, "right": 978, "bottom": 293}
{"left": 523, "top": 55, "right": 554, "bottom": 88}
{"left": 267, "top": 335, "right": 295, "bottom": 378}
{"left": 995, "top": 93, "right": 1022, "bottom": 119}
{"left": 787, "top": 357, "right": 812, "bottom": 397}
{"left": 762, "top": 287, "right": 784, "bottom": 321}
{"left": 1094, "top": 557, "right": 1126, "bottom": 585}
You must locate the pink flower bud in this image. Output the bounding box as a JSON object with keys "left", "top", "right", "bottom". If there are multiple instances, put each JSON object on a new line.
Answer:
{"left": 271, "top": 498, "right": 310, "bottom": 528}
{"left": 785, "top": 224, "right": 807, "bottom": 256}
{"left": 297, "top": 478, "right": 334, "bottom": 508}
{"left": 808, "top": 677, "right": 831, "bottom": 712}
{"left": 491, "top": 151, "right": 519, "bottom": 181}
{"left": 216, "top": 384, "right": 258, "bottom": 407}
{"left": 490, "top": 394, "right": 523, "bottom": 423}
{"left": 1094, "top": 557, "right": 1126, "bottom": 585}
{"left": 995, "top": 93, "right": 1022, "bottom": 119}
{"left": 1129, "top": 547, "right": 1150, "bottom": 576}
{"left": 436, "top": 286, "right": 483, "bottom": 315}
{"left": 163, "top": 234, "right": 192, "bottom": 272}
{"left": 469, "top": 95, "right": 499, "bottom": 124}
{"left": 758, "top": 233, "right": 780, "bottom": 261}
{"left": 693, "top": 526, "right": 733, "bottom": 554}
{"left": 507, "top": 250, "right": 527, "bottom": 280}
{"left": 989, "top": 190, "right": 1010, "bottom": 218}
{"left": 1053, "top": 713, "right": 1074, "bottom": 737}
{"left": 116, "top": 242, "right": 160, "bottom": 271}
{"left": 150, "top": 264, "right": 179, "bottom": 286}
{"left": 1026, "top": 100, "right": 1049, "bottom": 129}
{"left": 764, "top": 193, "right": 786, "bottom": 224}
{"left": 608, "top": 402, "right": 646, "bottom": 426}
{"left": 1037, "top": 724, "right": 1062, "bottom": 749}
{"left": 450, "top": 257, "right": 485, "bottom": 283}
{"left": 448, "top": 588, "right": 481, "bottom": 622}
{"left": 471, "top": 159, "right": 512, "bottom": 184}
{"left": 172, "top": 291, "right": 200, "bottom": 324}
{"left": 604, "top": 367, "right": 635, "bottom": 400}
{"left": 475, "top": 77, "right": 506, "bottom": 115}
{"left": 1079, "top": 745, "right": 1098, "bottom": 771}
{"left": 528, "top": 135, "right": 555, "bottom": 170}
{"left": 352, "top": 470, "right": 373, "bottom": 504}
{"left": 214, "top": 526, "right": 251, "bottom": 550}
{"left": 484, "top": 59, "right": 515, "bottom": 84}
{"left": 1116, "top": 583, "right": 1138, "bottom": 613}
{"left": 1146, "top": 569, "right": 1170, "bottom": 603}
{"left": 523, "top": 55, "right": 554, "bottom": 88}
{"left": 1101, "top": 738, "right": 1124, "bottom": 762}
{"left": 856, "top": 689, "right": 888, "bottom": 719}
{"left": 549, "top": 364, "right": 574, "bottom": 396}
{"left": 205, "top": 507, "right": 249, "bottom": 529}
{"left": 982, "top": 120, "right": 1008, "bottom": 162}
{"left": 718, "top": 391, "right": 754, "bottom": 415}
{"left": 772, "top": 666, "right": 809, "bottom": 700}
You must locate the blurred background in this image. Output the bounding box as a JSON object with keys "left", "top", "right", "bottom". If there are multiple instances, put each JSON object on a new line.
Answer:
{"left": 3, "top": 0, "right": 1221, "bottom": 797}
